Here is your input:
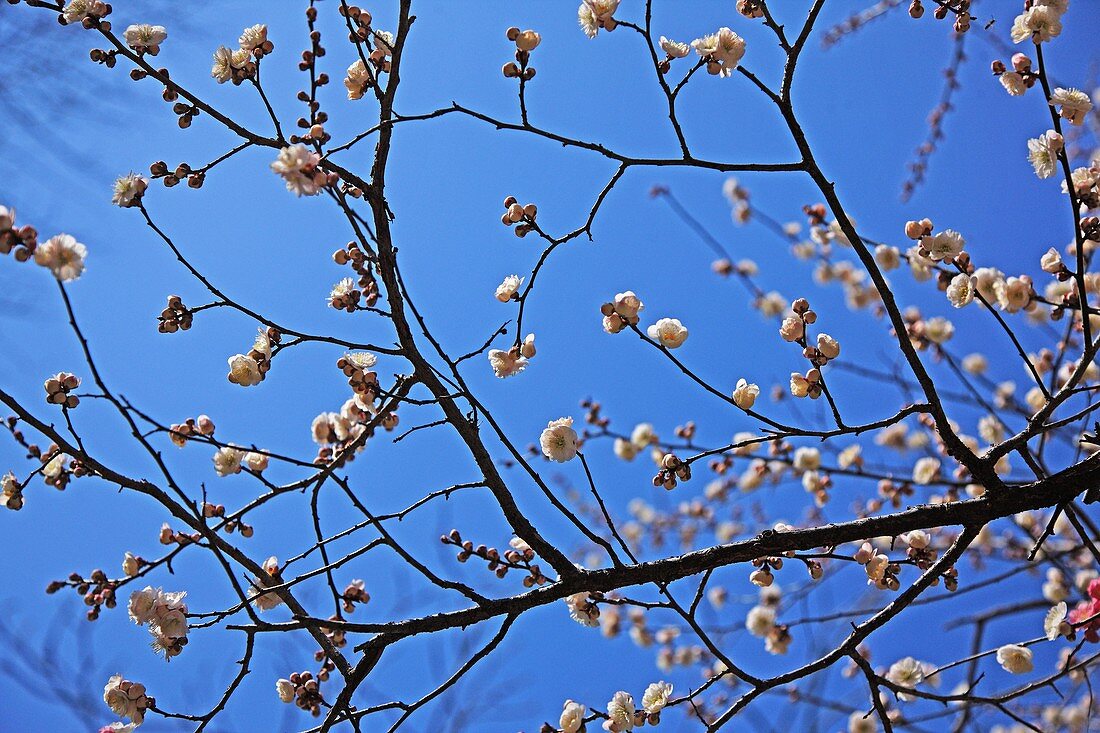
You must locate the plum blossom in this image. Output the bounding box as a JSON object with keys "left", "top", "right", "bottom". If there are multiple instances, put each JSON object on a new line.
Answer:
{"left": 345, "top": 59, "right": 373, "bottom": 100}
{"left": 2, "top": 472, "right": 23, "bottom": 511}
{"left": 213, "top": 445, "right": 245, "bottom": 477}
{"left": 647, "top": 318, "right": 688, "bottom": 348}
{"left": 1050, "top": 88, "right": 1093, "bottom": 126}
{"left": 560, "top": 700, "right": 586, "bottom": 733}
{"left": 1000, "top": 71, "right": 1027, "bottom": 96}
{"left": 946, "top": 273, "right": 975, "bottom": 308}
{"left": 578, "top": 0, "right": 619, "bottom": 38}
{"left": 641, "top": 681, "right": 672, "bottom": 713}
{"left": 886, "top": 657, "right": 924, "bottom": 701}
{"left": 112, "top": 173, "right": 148, "bottom": 208}
{"left": 1028, "top": 131, "right": 1064, "bottom": 178}
{"left": 34, "top": 233, "right": 87, "bottom": 281}
{"left": 732, "top": 378, "right": 759, "bottom": 410}
{"left": 227, "top": 353, "right": 262, "bottom": 387}
{"left": 488, "top": 348, "right": 527, "bottom": 378}
{"left": 996, "top": 644, "right": 1034, "bottom": 674}
{"left": 495, "top": 274, "right": 523, "bottom": 302}
{"left": 923, "top": 229, "right": 965, "bottom": 261}
{"left": 276, "top": 678, "right": 295, "bottom": 703}
{"left": 1010, "top": 6, "right": 1062, "bottom": 44}
{"left": 659, "top": 36, "right": 690, "bottom": 58}
{"left": 271, "top": 145, "right": 325, "bottom": 196}
{"left": 1045, "top": 602, "right": 1068, "bottom": 640}
{"left": 250, "top": 556, "right": 285, "bottom": 611}
{"left": 123, "top": 24, "right": 167, "bottom": 54}
{"left": 103, "top": 675, "right": 148, "bottom": 725}
{"left": 603, "top": 690, "right": 635, "bottom": 732}
{"left": 541, "top": 417, "right": 578, "bottom": 462}
{"left": 912, "top": 456, "right": 940, "bottom": 485}
{"left": 692, "top": 28, "right": 746, "bottom": 77}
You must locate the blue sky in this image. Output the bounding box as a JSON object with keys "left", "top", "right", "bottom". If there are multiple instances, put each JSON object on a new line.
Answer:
{"left": 2, "top": 1, "right": 1099, "bottom": 731}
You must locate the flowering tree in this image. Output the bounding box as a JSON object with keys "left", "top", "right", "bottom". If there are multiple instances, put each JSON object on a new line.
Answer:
{"left": 2, "top": 0, "right": 1100, "bottom": 731}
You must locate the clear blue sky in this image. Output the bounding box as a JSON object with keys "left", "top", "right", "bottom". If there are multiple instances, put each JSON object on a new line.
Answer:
{"left": 1, "top": 1, "right": 1098, "bottom": 731}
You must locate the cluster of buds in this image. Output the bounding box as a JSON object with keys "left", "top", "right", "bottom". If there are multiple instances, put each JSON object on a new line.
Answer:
{"left": 903, "top": 530, "right": 937, "bottom": 570}
{"left": 88, "top": 47, "right": 120, "bottom": 67}
{"left": 500, "top": 195, "right": 538, "bottom": 237}
{"left": 170, "top": 100, "right": 201, "bottom": 130}
{"left": 1082, "top": 215, "right": 1100, "bottom": 242}
{"left": 940, "top": 565, "right": 959, "bottom": 592}
{"left": 653, "top": 453, "right": 691, "bottom": 490}
{"left": 37, "top": 445, "right": 76, "bottom": 489}
{"left": 313, "top": 626, "right": 342, "bottom": 682}
{"left": 441, "top": 530, "right": 549, "bottom": 587}
{"left": 201, "top": 501, "right": 226, "bottom": 519}
{"left": 736, "top": 0, "right": 765, "bottom": 19}
{"left": 340, "top": 579, "right": 370, "bottom": 613}
{"left": 503, "top": 27, "right": 540, "bottom": 80}
{"left": 725, "top": 179, "right": 751, "bottom": 224}
{"left": 749, "top": 556, "right": 782, "bottom": 587}
{"left": 908, "top": 0, "right": 971, "bottom": 32}
{"left": 46, "top": 568, "right": 117, "bottom": 621}
{"left": 58, "top": 0, "right": 111, "bottom": 28}
{"left": 159, "top": 522, "right": 204, "bottom": 545}
{"left": 581, "top": 397, "right": 612, "bottom": 431}
{"left": 674, "top": 421, "right": 696, "bottom": 443}
{"left": 873, "top": 478, "right": 915, "bottom": 510}
{"left": 337, "top": 353, "right": 380, "bottom": 403}
{"left": 44, "top": 372, "right": 80, "bottom": 408}
{"left": 277, "top": 672, "right": 326, "bottom": 716}
{"left": 167, "top": 414, "right": 215, "bottom": 447}
{"left": 294, "top": 120, "right": 330, "bottom": 146}
{"left": 157, "top": 294, "right": 193, "bottom": 333}
{"left": 0, "top": 206, "right": 37, "bottom": 261}
{"left": 149, "top": 160, "right": 204, "bottom": 189}
{"left": 332, "top": 240, "right": 380, "bottom": 307}
{"left": 601, "top": 290, "right": 644, "bottom": 334}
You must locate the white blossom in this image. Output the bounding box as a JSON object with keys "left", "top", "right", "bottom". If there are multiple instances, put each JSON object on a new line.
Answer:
{"left": 541, "top": 417, "right": 578, "bottom": 462}
{"left": 34, "top": 233, "right": 87, "bottom": 281}
{"left": 647, "top": 318, "right": 688, "bottom": 348}
{"left": 996, "top": 644, "right": 1034, "bottom": 674}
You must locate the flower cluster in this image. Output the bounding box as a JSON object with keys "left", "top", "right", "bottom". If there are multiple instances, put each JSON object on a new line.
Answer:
{"left": 590, "top": 682, "right": 673, "bottom": 731}
{"left": 504, "top": 27, "right": 540, "bottom": 80}
{"left": 691, "top": 28, "right": 746, "bottom": 77}
{"left": 565, "top": 591, "right": 601, "bottom": 627}
{"left": 488, "top": 334, "right": 536, "bottom": 378}
{"left": 250, "top": 555, "right": 285, "bottom": 611}
{"left": 906, "top": 0, "right": 972, "bottom": 33}
{"left": 128, "top": 586, "right": 190, "bottom": 660}
{"left": 102, "top": 675, "right": 151, "bottom": 726}
{"left": 0, "top": 205, "right": 37, "bottom": 262}
{"left": 500, "top": 195, "right": 539, "bottom": 237}
{"left": 167, "top": 413, "right": 214, "bottom": 447}
{"left": 652, "top": 452, "right": 690, "bottom": 490}
{"left": 227, "top": 328, "right": 279, "bottom": 387}
{"left": 275, "top": 671, "right": 326, "bottom": 715}
{"left": 44, "top": 372, "right": 81, "bottom": 408}
{"left": 578, "top": 0, "right": 619, "bottom": 38}
{"left": 331, "top": 239, "right": 381, "bottom": 309}
{"left": 745, "top": 584, "right": 792, "bottom": 654}
{"left": 992, "top": 53, "right": 1038, "bottom": 97}
{"left": 211, "top": 24, "right": 273, "bottom": 84}
{"left": 602, "top": 291, "right": 644, "bottom": 333}
{"left": 2, "top": 472, "right": 23, "bottom": 511}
